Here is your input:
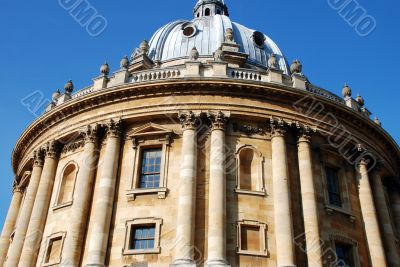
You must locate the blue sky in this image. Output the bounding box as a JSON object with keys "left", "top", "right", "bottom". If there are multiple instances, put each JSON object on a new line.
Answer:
{"left": 0, "top": 0, "right": 399, "bottom": 229}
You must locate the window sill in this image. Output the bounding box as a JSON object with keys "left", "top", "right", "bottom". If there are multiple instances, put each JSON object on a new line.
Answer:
{"left": 126, "top": 188, "right": 168, "bottom": 201}
{"left": 123, "top": 247, "right": 161, "bottom": 255}
{"left": 237, "top": 249, "right": 269, "bottom": 257}
{"left": 325, "top": 204, "right": 356, "bottom": 223}
{"left": 235, "top": 189, "right": 266, "bottom": 196}
{"left": 52, "top": 201, "right": 73, "bottom": 211}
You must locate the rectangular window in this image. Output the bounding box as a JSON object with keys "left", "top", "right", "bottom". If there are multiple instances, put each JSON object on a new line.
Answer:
{"left": 129, "top": 225, "right": 156, "bottom": 250}
{"left": 45, "top": 236, "right": 62, "bottom": 264}
{"left": 139, "top": 148, "right": 162, "bottom": 189}
{"left": 335, "top": 243, "right": 354, "bottom": 267}
{"left": 326, "top": 167, "right": 342, "bottom": 207}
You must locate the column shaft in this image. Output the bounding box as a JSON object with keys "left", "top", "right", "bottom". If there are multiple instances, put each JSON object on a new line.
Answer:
{"left": 206, "top": 111, "right": 229, "bottom": 267}
{"left": 18, "top": 141, "right": 60, "bottom": 267}
{"left": 358, "top": 160, "right": 387, "bottom": 267}
{"left": 172, "top": 112, "right": 198, "bottom": 267}
{"left": 272, "top": 134, "right": 296, "bottom": 267}
{"left": 4, "top": 153, "right": 43, "bottom": 267}
{"left": 0, "top": 187, "right": 24, "bottom": 266}
{"left": 371, "top": 173, "right": 400, "bottom": 267}
{"left": 297, "top": 137, "right": 323, "bottom": 267}
{"left": 388, "top": 189, "right": 400, "bottom": 237}
{"left": 63, "top": 125, "right": 99, "bottom": 267}
{"left": 86, "top": 121, "right": 121, "bottom": 267}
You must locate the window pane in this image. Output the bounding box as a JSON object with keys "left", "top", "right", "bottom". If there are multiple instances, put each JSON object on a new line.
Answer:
{"left": 130, "top": 225, "right": 156, "bottom": 250}
{"left": 335, "top": 243, "right": 354, "bottom": 267}
{"left": 241, "top": 225, "right": 260, "bottom": 251}
{"left": 139, "top": 148, "right": 162, "bottom": 189}
{"left": 326, "top": 167, "right": 342, "bottom": 207}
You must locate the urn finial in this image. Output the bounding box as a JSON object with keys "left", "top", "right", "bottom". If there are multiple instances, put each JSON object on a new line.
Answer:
{"left": 100, "top": 62, "right": 110, "bottom": 76}
{"left": 290, "top": 59, "right": 303, "bottom": 75}
{"left": 120, "top": 55, "right": 129, "bottom": 69}
{"left": 140, "top": 40, "right": 150, "bottom": 54}
{"left": 374, "top": 116, "right": 381, "bottom": 126}
{"left": 189, "top": 47, "right": 199, "bottom": 61}
{"left": 64, "top": 80, "right": 74, "bottom": 95}
{"left": 225, "top": 28, "right": 234, "bottom": 43}
{"left": 342, "top": 83, "right": 352, "bottom": 97}
{"left": 268, "top": 54, "right": 279, "bottom": 70}
{"left": 356, "top": 94, "right": 365, "bottom": 106}
{"left": 52, "top": 89, "right": 61, "bottom": 102}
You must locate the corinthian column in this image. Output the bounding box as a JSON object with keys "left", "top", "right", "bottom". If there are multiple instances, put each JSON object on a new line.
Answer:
{"left": 270, "top": 118, "right": 296, "bottom": 267}
{"left": 171, "top": 112, "right": 200, "bottom": 267}
{"left": 358, "top": 159, "right": 387, "bottom": 267}
{"left": 18, "top": 140, "right": 61, "bottom": 267}
{"left": 205, "top": 111, "right": 230, "bottom": 267}
{"left": 0, "top": 183, "right": 24, "bottom": 266}
{"left": 296, "top": 125, "right": 322, "bottom": 267}
{"left": 86, "top": 120, "right": 122, "bottom": 267}
{"left": 370, "top": 171, "right": 400, "bottom": 267}
{"left": 4, "top": 150, "right": 44, "bottom": 267}
{"left": 63, "top": 125, "right": 100, "bottom": 267}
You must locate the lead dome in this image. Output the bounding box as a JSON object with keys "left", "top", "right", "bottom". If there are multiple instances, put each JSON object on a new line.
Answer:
{"left": 146, "top": 0, "right": 289, "bottom": 73}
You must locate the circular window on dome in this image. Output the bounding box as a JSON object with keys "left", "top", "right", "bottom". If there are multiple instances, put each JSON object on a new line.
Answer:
{"left": 253, "top": 31, "right": 266, "bottom": 48}
{"left": 182, "top": 23, "right": 197, "bottom": 38}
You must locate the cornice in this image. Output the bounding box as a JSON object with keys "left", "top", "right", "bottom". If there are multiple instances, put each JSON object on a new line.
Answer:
{"left": 11, "top": 79, "right": 400, "bottom": 176}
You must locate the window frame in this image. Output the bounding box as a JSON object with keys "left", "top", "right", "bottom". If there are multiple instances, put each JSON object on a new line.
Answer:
{"left": 319, "top": 148, "right": 355, "bottom": 221}
{"left": 123, "top": 218, "right": 163, "bottom": 255}
{"left": 329, "top": 234, "right": 360, "bottom": 267}
{"left": 237, "top": 220, "right": 268, "bottom": 257}
{"left": 235, "top": 145, "right": 266, "bottom": 196}
{"left": 42, "top": 232, "right": 66, "bottom": 267}
{"left": 325, "top": 166, "right": 342, "bottom": 207}
{"left": 126, "top": 123, "right": 173, "bottom": 201}
{"left": 53, "top": 161, "right": 79, "bottom": 210}
{"left": 138, "top": 148, "right": 163, "bottom": 189}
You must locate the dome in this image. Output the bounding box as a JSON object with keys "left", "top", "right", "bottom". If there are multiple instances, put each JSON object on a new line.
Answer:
{"left": 147, "top": 2, "right": 289, "bottom": 73}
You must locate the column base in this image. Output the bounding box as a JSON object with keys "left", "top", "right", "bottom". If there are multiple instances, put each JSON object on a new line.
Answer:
{"left": 170, "top": 259, "right": 197, "bottom": 267}
{"left": 205, "top": 259, "right": 231, "bottom": 267}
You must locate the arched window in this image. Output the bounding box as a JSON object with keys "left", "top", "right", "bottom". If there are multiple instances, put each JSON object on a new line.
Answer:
{"left": 56, "top": 163, "right": 78, "bottom": 206}
{"left": 216, "top": 9, "right": 221, "bottom": 15}
{"left": 236, "top": 146, "right": 265, "bottom": 195}
{"left": 205, "top": 8, "right": 211, "bottom": 16}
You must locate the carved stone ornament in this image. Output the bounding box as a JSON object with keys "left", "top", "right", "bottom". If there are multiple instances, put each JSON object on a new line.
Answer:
{"left": 62, "top": 139, "right": 85, "bottom": 154}
{"left": 189, "top": 47, "right": 199, "bottom": 61}
{"left": 105, "top": 119, "right": 123, "bottom": 138}
{"left": 268, "top": 54, "right": 279, "bottom": 70}
{"left": 43, "top": 140, "right": 61, "bottom": 159}
{"left": 100, "top": 62, "right": 110, "bottom": 76}
{"left": 269, "top": 117, "right": 289, "bottom": 137}
{"left": 178, "top": 111, "right": 200, "bottom": 130}
{"left": 233, "top": 123, "right": 264, "bottom": 136}
{"left": 296, "top": 122, "right": 317, "bottom": 143}
{"left": 33, "top": 149, "right": 45, "bottom": 167}
{"left": 139, "top": 40, "right": 150, "bottom": 54}
{"left": 342, "top": 83, "right": 352, "bottom": 97}
{"left": 208, "top": 111, "right": 230, "bottom": 131}
{"left": 214, "top": 46, "right": 225, "bottom": 62}
{"left": 81, "top": 124, "right": 100, "bottom": 144}
{"left": 225, "top": 28, "right": 235, "bottom": 43}
{"left": 290, "top": 59, "right": 303, "bottom": 75}
{"left": 64, "top": 80, "right": 74, "bottom": 95}
{"left": 120, "top": 55, "right": 130, "bottom": 69}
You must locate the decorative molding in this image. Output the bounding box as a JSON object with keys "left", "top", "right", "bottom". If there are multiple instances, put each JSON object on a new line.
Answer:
{"left": 268, "top": 117, "right": 289, "bottom": 137}
{"left": 232, "top": 123, "right": 265, "bottom": 136}
{"left": 81, "top": 124, "right": 100, "bottom": 144}
{"left": 296, "top": 122, "right": 317, "bottom": 143}
{"left": 178, "top": 111, "right": 200, "bottom": 130}
{"left": 43, "top": 140, "right": 61, "bottom": 159}
{"left": 61, "top": 139, "right": 85, "bottom": 154}
{"left": 104, "top": 119, "right": 123, "bottom": 138}
{"left": 33, "top": 149, "right": 45, "bottom": 167}
{"left": 207, "top": 110, "right": 230, "bottom": 131}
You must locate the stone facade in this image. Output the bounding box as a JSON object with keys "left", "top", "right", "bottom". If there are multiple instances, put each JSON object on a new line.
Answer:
{"left": 1, "top": 1, "right": 400, "bottom": 267}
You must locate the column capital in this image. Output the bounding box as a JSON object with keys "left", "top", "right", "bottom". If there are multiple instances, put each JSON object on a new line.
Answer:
{"left": 12, "top": 185, "right": 24, "bottom": 194}
{"left": 296, "top": 123, "right": 316, "bottom": 143}
{"left": 43, "top": 140, "right": 61, "bottom": 159}
{"left": 32, "top": 149, "right": 45, "bottom": 167}
{"left": 104, "top": 119, "right": 123, "bottom": 138}
{"left": 207, "top": 111, "right": 230, "bottom": 131}
{"left": 81, "top": 124, "right": 100, "bottom": 144}
{"left": 178, "top": 111, "right": 200, "bottom": 130}
{"left": 269, "top": 117, "right": 288, "bottom": 138}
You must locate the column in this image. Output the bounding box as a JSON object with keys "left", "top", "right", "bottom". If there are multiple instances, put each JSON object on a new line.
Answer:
{"left": 206, "top": 111, "right": 230, "bottom": 267}
{"left": 387, "top": 181, "right": 400, "bottom": 236}
{"left": 171, "top": 112, "right": 199, "bottom": 267}
{"left": 63, "top": 125, "right": 100, "bottom": 267}
{"left": 358, "top": 159, "right": 387, "bottom": 267}
{"left": 296, "top": 126, "right": 322, "bottom": 267}
{"left": 18, "top": 140, "right": 60, "bottom": 267}
{"left": 271, "top": 118, "right": 296, "bottom": 267}
{"left": 85, "top": 119, "right": 122, "bottom": 267}
{"left": 0, "top": 184, "right": 24, "bottom": 266}
{"left": 371, "top": 172, "right": 400, "bottom": 267}
{"left": 4, "top": 150, "right": 44, "bottom": 267}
